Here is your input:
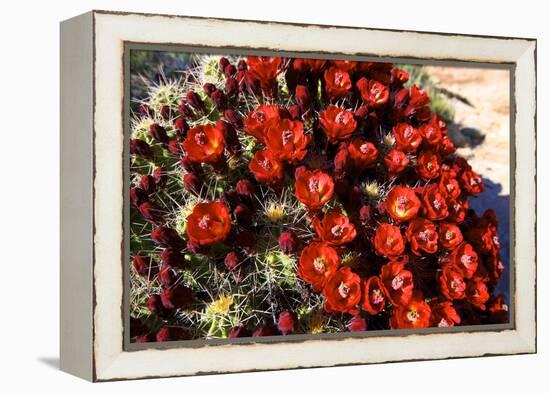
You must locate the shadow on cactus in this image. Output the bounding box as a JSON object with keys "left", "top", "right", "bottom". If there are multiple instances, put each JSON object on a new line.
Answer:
{"left": 128, "top": 53, "right": 510, "bottom": 344}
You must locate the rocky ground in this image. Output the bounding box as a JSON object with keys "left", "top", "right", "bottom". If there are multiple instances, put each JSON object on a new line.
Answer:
{"left": 426, "top": 66, "right": 511, "bottom": 298}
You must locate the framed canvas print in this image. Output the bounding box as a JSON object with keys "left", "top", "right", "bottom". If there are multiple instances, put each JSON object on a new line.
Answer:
{"left": 60, "top": 10, "right": 537, "bottom": 382}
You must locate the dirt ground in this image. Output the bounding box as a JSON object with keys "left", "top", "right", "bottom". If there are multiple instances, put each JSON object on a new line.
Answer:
{"left": 426, "top": 66, "right": 511, "bottom": 298}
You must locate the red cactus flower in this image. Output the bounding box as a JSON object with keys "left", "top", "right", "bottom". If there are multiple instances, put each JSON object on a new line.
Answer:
{"left": 416, "top": 149, "right": 441, "bottom": 180}
{"left": 393, "top": 123, "right": 422, "bottom": 152}
{"left": 348, "top": 316, "right": 368, "bottom": 332}
{"left": 466, "top": 278, "right": 490, "bottom": 310}
{"left": 439, "top": 171, "right": 461, "bottom": 199}
{"left": 449, "top": 242, "right": 479, "bottom": 279}
{"left": 293, "top": 58, "right": 327, "bottom": 75}
{"left": 318, "top": 106, "right": 357, "bottom": 142}
{"left": 348, "top": 138, "right": 378, "bottom": 171}
{"left": 390, "top": 291, "right": 431, "bottom": 329}
{"left": 182, "top": 124, "right": 225, "bottom": 165}
{"left": 419, "top": 122, "right": 443, "bottom": 146}
{"left": 406, "top": 218, "right": 438, "bottom": 255}
{"left": 429, "top": 300, "right": 461, "bottom": 327}
{"left": 248, "top": 149, "right": 284, "bottom": 186}
{"left": 385, "top": 185, "right": 421, "bottom": 222}
{"left": 324, "top": 67, "right": 352, "bottom": 100}
{"left": 438, "top": 264, "right": 467, "bottom": 300}
{"left": 264, "top": 118, "right": 311, "bottom": 163}
{"left": 294, "top": 168, "right": 334, "bottom": 210}
{"left": 356, "top": 77, "right": 389, "bottom": 107}
{"left": 420, "top": 184, "right": 449, "bottom": 221}
{"left": 243, "top": 104, "right": 281, "bottom": 142}
{"left": 373, "top": 223, "right": 405, "bottom": 258}
{"left": 383, "top": 149, "right": 409, "bottom": 176}
{"left": 186, "top": 201, "right": 231, "bottom": 246}
{"left": 361, "top": 276, "right": 387, "bottom": 315}
{"left": 323, "top": 267, "right": 362, "bottom": 314}
{"left": 380, "top": 260, "right": 414, "bottom": 306}
{"left": 246, "top": 56, "right": 282, "bottom": 93}
{"left": 313, "top": 209, "right": 357, "bottom": 246}
{"left": 459, "top": 169, "right": 485, "bottom": 196}
{"left": 438, "top": 222, "right": 463, "bottom": 250}
{"left": 298, "top": 242, "right": 340, "bottom": 292}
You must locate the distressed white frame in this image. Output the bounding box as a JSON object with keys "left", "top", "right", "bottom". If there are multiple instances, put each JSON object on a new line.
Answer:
{"left": 60, "top": 10, "right": 536, "bottom": 381}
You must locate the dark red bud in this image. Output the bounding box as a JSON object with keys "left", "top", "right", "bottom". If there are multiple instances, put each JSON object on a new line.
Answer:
{"left": 147, "top": 294, "right": 168, "bottom": 316}
{"left": 185, "top": 91, "right": 206, "bottom": 113}
{"left": 130, "top": 187, "right": 147, "bottom": 207}
{"left": 139, "top": 175, "right": 156, "bottom": 194}
{"left": 225, "top": 77, "right": 239, "bottom": 97}
{"left": 151, "top": 226, "right": 185, "bottom": 249}
{"left": 224, "top": 109, "right": 244, "bottom": 129}
{"left": 183, "top": 173, "right": 203, "bottom": 196}
{"left": 287, "top": 104, "right": 301, "bottom": 120}
{"left": 277, "top": 311, "right": 297, "bottom": 335}
{"left": 178, "top": 101, "right": 195, "bottom": 119}
{"left": 159, "top": 266, "right": 177, "bottom": 287}
{"left": 235, "top": 179, "right": 255, "bottom": 201}
{"left": 156, "top": 326, "right": 192, "bottom": 342}
{"left": 160, "top": 285, "right": 193, "bottom": 309}
{"left": 355, "top": 105, "right": 369, "bottom": 119}
{"left": 130, "top": 138, "right": 153, "bottom": 159}
{"left": 135, "top": 333, "right": 156, "bottom": 343}
{"left": 179, "top": 156, "right": 203, "bottom": 175}
{"left": 233, "top": 204, "right": 253, "bottom": 225}
{"left": 149, "top": 123, "right": 169, "bottom": 144}
{"left": 211, "top": 90, "right": 227, "bottom": 111}
{"left": 216, "top": 120, "right": 240, "bottom": 156}
{"left": 224, "top": 251, "right": 242, "bottom": 271}
{"left": 253, "top": 324, "right": 277, "bottom": 337}
{"left": 295, "top": 85, "right": 311, "bottom": 113}
{"left": 348, "top": 316, "right": 367, "bottom": 332}
{"left": 139, "top": 104, "right": 154, "bottom": 118}
{"left": 224, "top": 64, "right": 237, "bottom": 78}
{"left": 359, "top": 205, "right": 372, "bottom": 224}
{"left": 223, "top": 189, "right": 241, "bottom": 207}
{"left": 334, "top": 143, "right": 349, "bottom": 180}
{"left": 219, "top": 57, "right": 230, "bottom": 73}
{"left": 203, "top": 83, "right": 217, "bottom": 97}
{"left": 174, "top": 117, "right": 189, "bottom": 139}
{"left": 235, "top": 230, "right": 257, "bottom": 254}
{"left": 278, "top": 231, "right": 300, "bottom": 254}
{"left": 160, "top": 105, "right": 171, "bottom": 120}
{"left": 237, "top": 59, "right": 248, "bottom": 71}
{"left": 152, "top": 167, "right": 167, "bottom": 188}
{"left": 229, "top": 325, "right": 251, "bottom": 338}
{"left": 160, "top": 249, "right": 188, "bottom": 269}
{"left": 138, "top": 201, "right": 164, "bottom": 224}
{"left": 133, "top": 255, "right": 159, "bottom": 278}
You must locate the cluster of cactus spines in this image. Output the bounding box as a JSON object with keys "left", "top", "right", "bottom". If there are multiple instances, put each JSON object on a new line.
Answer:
{"left": 129, "top": 54, "right": 507, "bottom": 343}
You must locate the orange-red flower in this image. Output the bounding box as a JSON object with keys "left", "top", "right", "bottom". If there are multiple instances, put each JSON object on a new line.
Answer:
{"left": 246, "top": 56, "right": 282, "bottom": 93}
{"left": 182, "top": 124, "right": 225, "bottom": 164}
{"left": 393, "top": 123, "right": 422, "bottom": 152}
{"left": 449, "top": 242, "right": 479, "bottom": 279}
{"left": 385, "top": 186, "right": 421, "bottom": 222}
{"left": 380, "top": 260, "right": 414, "bottom": 306}
{"left": 356, "top": 77, "right": 389, "bottom": 107}
{"left": 383, "top": 149, "right": 409, "bottom": 176}
{"left": 420, "top": 184, "right": 449, "bottom": 221}
{"left": 298, "top": 242, "right": 340, "bottom": 291}
{"left": 248, "top": 149, "right": 284, "bottom": 186}
{"left": 319, "top": 106, "right": 357, "bottom": 142}
{"left": 416, "top": 150, "right": 441, "bottom": 180}
{"left": 466, "top": 278, "right": 490, "bottom": 310}
{"left": 438, "top": 222, "right": 463, "bottom": 250}
{"left": 390, "top": 291, "right": 431, "bottom": 329}
{"left": 323, "top": 267, "right": 362, "bottom": 314}
{"left": 429, "top": 300, "right": 461, "bottom": 327}
{"left": 313, "top": 209, "right": 357, "bottom": 246}
{"left": 186, "top": 201, "right": 231, "bottom": 246}
{"left": 348, "top": 138, "right": 378, "bottom": 171}
{"left": 292, "top": 58, "right": 327, "bottom": 75}
{"left": 324, "top": 67, "right": 352, "bottom": 100}
{"left": 459, "top": 168, "right": 484, "bottom": 196}
{"left": 439, "top": 171, "right": 461, "bottom": 199}
{"left": 294, "top": 168, "right": 334, "bottom": 210}
{"left": 438, "top": 264, "right": 466, "bottom": 300}
{"left": 419, "top": 122, "right": 443, "bottom": 146}
{"left": 361, "top": 276, "right": 387, "bottom": 315}
{"left": 243, "top": 105, "right": 281, "bottom": 142}
{"left": 406, "top": 218, "right": 438, "bottom": 255}
{"left": 264, "top": 118, "right": 311, "bottom": 163}
{"left": 374, "top": 223, "right": 405, "bottom": 257}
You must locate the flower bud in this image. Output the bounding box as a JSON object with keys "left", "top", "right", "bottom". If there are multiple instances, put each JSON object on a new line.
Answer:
{"left": 183, "top": 173, "right": 203, "bottom": 196}
{"left": 203, "top": 83, "right": 217, "bottom": 97}
{"left": 223, "top": 189, "right": 241, "bottom": 207}
{"left": 253, "top": 324, "right": 277, "bottom": 337}
{"left": 139, "top": 104, "right": 154, "bottom": 118}
{"left": 174, "top": 117, "right": 189, "bottom": 139}
{"left": 178, "top": 101, "right": 194, "bottom": 119}
{"left": 235, "top": 179, "right": 255, "bottom": 201}
{"left": 224, "top": 64, "right": 237, "bottom": 78}
{"left": 130, "top": 187, "right": 147, "bottom": 207}
{"left": 138, "top": 201, "right": 164, "bottom": 224}
{"left": 219, "top": 57, "right": 230, "bottom": 73}
{"left": 147, "top": 294, "right": 169, "bottom": 316}
{"left": 167, "top": 140, "right": 182, "bottom": 156}
{"left": 130, "top": 138, "right": 153, "bottom": 159}
{"left": 237, "top": 59, "right": 248, "bottom": 71}
{"left": 224, "top": 251, "right": 242, "bottom": 271}
{"left": 149, "top": 123, "right": 169, "bottom": 144}
{"left": 133, "top": 255, "right": 159, "bottom": 278}
{"left": 139, "top": 175, "right": 156, "bottom": 194}
{"left": 151, "top": 226, "right": 185, "bottom": 249}
{"left": 224, "top": 109, "right": 244, "bottom": 129}
{"left": 236, "top": 230, "right": 257, "bottom": 254}
{"left": 160, "top": 285, "right": 193, "bottom": 309}
{"left": 152, "top": 167, "right": 167, "bottom": 188}
{"left": 355, "top": 104, "right": 369, "bottom": 119}
{"left": 278, "top": 231, "right": 300, "bottom": 254}
{"left": 216, "top": 120, "right": 240, "bottom": 156}
{"left": 159, "top": 266, "right": 176, "bottom": 287}
{"left": 359, "top": 205, "right": 372, "bottom": 225}
{"left": 225, "top": 76, "right": 239, "bottom": 97}
{"left": 156, "top": 326, "right": 192, "bottom": 342}
{"left": 135, "top": 334, "right": 156, "bottom": 343}
{"left": 229, "top": 325, "right": 251, "bottom": 338}
{"left": 160, "top": 105, "right": 171, "bottom": 120}
{"left": 287, "top": 104, "right": 301, "bottom": 120}
{"left": 160, "top": 249, "right": 188, "bottom": 269}
{"left": 334, "top": 143, "right": 349, "bottom": 180}
{"left": 277, "top": 311, "right": 297, "bottom": 335}
{"left": 348, "top": 316, "right": 367, "bottom": 332}
{"left": 179, "top": 156, "right": 203, "bottom": 175}
{"left": 295, "top": 85, "right": 311, "bottom": 113}
{"left": 233, "top": 204, "right": 253, "bottom": 225}
{"left": 185, "top": 91, "right": 206, "bottom": 113}
{"left": 211, "top": 90, "right": 227, "bottom": 111}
